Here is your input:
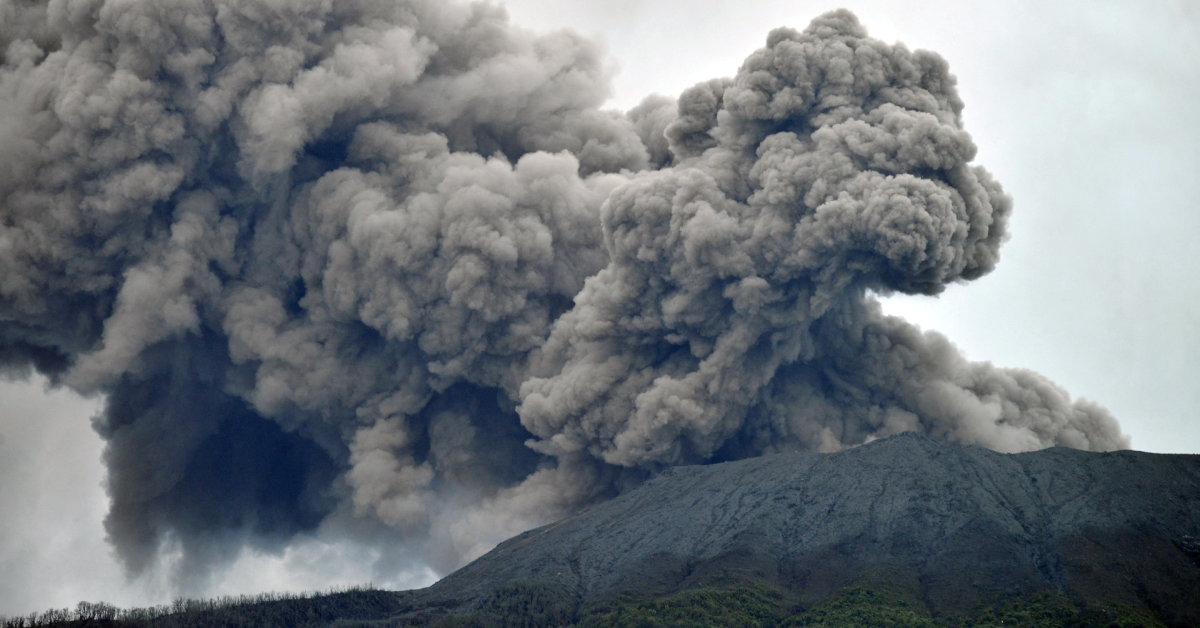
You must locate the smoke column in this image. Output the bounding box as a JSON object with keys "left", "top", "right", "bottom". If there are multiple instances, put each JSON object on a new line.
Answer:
{"left": 0, "top": 1, "right": 1126, "bottom": 589}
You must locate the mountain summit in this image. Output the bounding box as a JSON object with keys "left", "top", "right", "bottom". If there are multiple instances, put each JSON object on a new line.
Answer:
{"left": 11, "top": 433, "right": 1198, "bottom": 625}
{"left": 393, "top": 433, "right": 1200, "bottom": 625}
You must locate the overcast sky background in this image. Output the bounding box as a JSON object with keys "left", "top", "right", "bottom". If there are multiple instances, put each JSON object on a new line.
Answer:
{"left": 2, "top": 0, "right": 1198, "bottom": 617}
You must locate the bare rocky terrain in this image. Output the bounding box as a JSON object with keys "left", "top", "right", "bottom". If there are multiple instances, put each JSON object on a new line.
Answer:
{"left": 395, "top": 432, "right": 1200, "bottom": 625}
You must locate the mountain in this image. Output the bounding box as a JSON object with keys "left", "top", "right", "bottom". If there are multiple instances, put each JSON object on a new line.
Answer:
{"left": 9, "top": 433, "right": 1200, "bottom": 626}
{"left": 390, "top": 432, "right": 1200, "bottom": 626}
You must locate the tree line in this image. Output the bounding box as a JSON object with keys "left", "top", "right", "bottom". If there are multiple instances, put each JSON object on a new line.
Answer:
{"left": 0, "top": 585, "right": 398, "bottom": 627}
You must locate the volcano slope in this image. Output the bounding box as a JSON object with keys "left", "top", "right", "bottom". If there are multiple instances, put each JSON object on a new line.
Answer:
{"left": 385, "top": 432, "right": 1200, "bottom": 626}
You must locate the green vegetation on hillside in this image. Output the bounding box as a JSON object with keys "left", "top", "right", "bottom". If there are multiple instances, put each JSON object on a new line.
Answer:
{"left": 962, "top": 591, "right": 1167, "bottom": 628}
{"left": 575, "top": 581, "right": 786, "bottom": 627}
{"left": 2, "top": 578, "right": 1172, "bottom": 627}
{"left": 784, "top": 584, "right": 938, "bottom": 627}
{"left": 423, "top": 576, "right": 1169, "bottom": 627}
{"left": 433, "top": 581, "right": 577, "bottom": 627}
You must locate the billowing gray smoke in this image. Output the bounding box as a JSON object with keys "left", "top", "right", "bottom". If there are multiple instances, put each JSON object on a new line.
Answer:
{"left": 0, "top": 1, "right": 1126, "bottom": 588}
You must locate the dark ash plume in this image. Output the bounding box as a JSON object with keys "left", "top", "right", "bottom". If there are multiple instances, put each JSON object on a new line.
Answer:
{"left": 0, "top": 2, "right": 1126, "bottom": 589}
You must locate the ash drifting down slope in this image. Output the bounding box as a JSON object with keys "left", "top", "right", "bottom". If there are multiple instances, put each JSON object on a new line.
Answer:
{"left": 407, "top": 433, "right": 1200, "bottom": 624}
{"left": 0, "top": 1, "right": 1126, "bottom": 586}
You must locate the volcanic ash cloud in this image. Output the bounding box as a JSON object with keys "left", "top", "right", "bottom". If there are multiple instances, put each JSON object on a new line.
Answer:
{"left": 0, "top": 2, "right": 1126, "bottom": 584}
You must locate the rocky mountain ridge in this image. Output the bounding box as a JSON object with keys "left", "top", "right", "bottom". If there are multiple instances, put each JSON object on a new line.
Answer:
{"left": 11, "top": 433, "right": 1198, "bottom": 626}
{"left": 397, "top": 432, "right": 1200, "bottom": 625}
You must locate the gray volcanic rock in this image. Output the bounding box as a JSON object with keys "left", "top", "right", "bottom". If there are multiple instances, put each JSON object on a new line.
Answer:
{"left": 400, "top": 433, "right": 1200, "bottom": 623}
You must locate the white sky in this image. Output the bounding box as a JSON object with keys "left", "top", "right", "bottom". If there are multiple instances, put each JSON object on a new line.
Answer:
{"left": 2, "top": 0, "right": 1198, "bottom": 617}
